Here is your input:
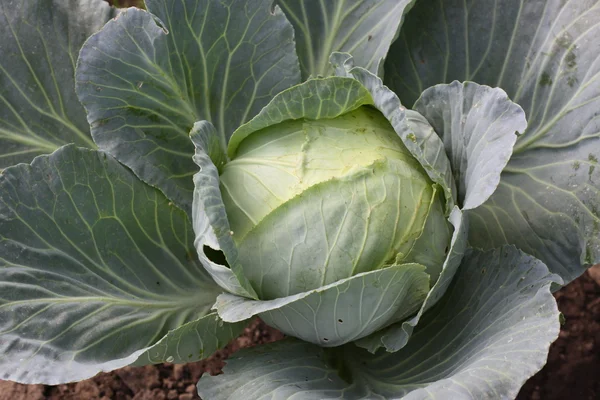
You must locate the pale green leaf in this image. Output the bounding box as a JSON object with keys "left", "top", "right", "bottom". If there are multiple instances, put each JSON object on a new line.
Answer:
{"left": 223, "top": 106, "right": 428, "bottom": 242}
{"left": 400, "top": 189, "right": 453, "bottom": 283}
{"left": 214, "top": 262, "right": 429, "bottom": 347}
{"left": 355, "top": 207, "right": 466, "bottom": 353}
{"left": 228, "top": 77, "right": 374, "bottom": 158}
{"left": 332, "top": 53, "right": 456, "bottom": 212}
{"left": 236, "top": 158, "right": 435, "bottom": 299}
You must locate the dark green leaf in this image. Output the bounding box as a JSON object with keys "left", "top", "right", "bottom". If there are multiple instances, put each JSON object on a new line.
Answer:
{"left": 76, "top": 0, "right": 301, "bottom": 214}
{"left": 0, "top": 145, "right": 224, "bottom": 384}
{"left": 414, "top": 81, "right": 527, "bottom": 210}
{"left": 132, "top": 313, "right": 246, "bottom": 365}
{"left": 386, "top": 0, "right": 600, "bottom": 282}
{"left": 0, "top": 0, "right": 116, "bottom": 166}
{"left": 278, "top": 0, "right": 417, "bottom": 79}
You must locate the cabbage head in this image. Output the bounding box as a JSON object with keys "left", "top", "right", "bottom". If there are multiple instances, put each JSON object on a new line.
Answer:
{"left": 221, "top": 106, "right": 450, "bottom": 299}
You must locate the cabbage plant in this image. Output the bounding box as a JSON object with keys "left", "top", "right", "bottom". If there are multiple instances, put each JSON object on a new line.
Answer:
{"left": 0, "top": 0, "right": 598, "bottom": 398}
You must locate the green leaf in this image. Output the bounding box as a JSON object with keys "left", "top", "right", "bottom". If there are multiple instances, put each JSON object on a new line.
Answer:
{"left": 214, "top": 262, "right": 429, "bottom": 347}
{"left": 332, "top": 53, "right": 456, "bottom": 212}
{"left": 191, "top": 120, "right": 257, "bottom": 299}
{"left": 132, "top": 313, "right": 246, "bottom": 365}
{"left": 228, "top": 76, "right": 374, "bottom": 157}
{"left": 386, "top": 0, "right": 600, "bottom": 282}
{"left": 355, "top": 206, "right": 466, "bottom": 353}
{"left": 401, "top": 189, "right": 453, "bottom": 283}
{"left": 277, "top": 0, "right": 417, "bottom": 79}
{"left": 76, "top": 1, "right": 301, "bottom": 215}
{"left": 0, "top": 0, "right": 116, "bottom": 167}
{"left": 197, "top": 246, "right": 562, "bottom": 399}
{"left": 0, "top": 145, "right": 223, "bottom": 384}
{"left": 199, "top": 339, "right": 366, "bottom": 399}
{"left": 413, "top": 81, "right": 528, "bottom": 210}
{"left": 199, "top": 339, "right": 361, "bottom": 399}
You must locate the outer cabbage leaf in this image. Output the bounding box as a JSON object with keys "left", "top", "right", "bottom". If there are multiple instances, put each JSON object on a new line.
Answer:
{"left": 277, "top": 0, "right": 417, "bottom": 79}
{"left": 0, "top": 145, "right": 232, "bottom": 384}
{"left": 197, "top": 246, "right": 562, "bottom": 400}
{"left": 386, "top": 0, "right": 600, "bottom": 282}
{"left": 0, "top": 0, "right": 116, "bottom": 167}
{"left": 191, "top": 120, "right": 257, "bottom": 298}
{"left": 414, "top": 81, "right": 527, "bottom": 210}
{"left": 215, "top": 262, "right": 429, "bottom": 347}
{"left": 132, "top": 313, "right": 246, "bottom": 365}
{"left": 76, "top": 1, "right": 301, "bottom": 215}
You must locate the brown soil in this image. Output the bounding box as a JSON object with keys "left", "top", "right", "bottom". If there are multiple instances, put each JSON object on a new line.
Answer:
{"left": 516, "top": 265, "right": 600, "bottom": 400}
{"left": 109, "top": 0, "right": 144, "bottom": 7}
{"left": 1, "top": 267, "right": 598, "bottom": 400}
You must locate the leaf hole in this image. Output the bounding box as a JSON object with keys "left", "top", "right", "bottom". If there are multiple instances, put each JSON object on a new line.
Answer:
{"left": 203, "top": 245, "right": 229, "bottom": 267}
